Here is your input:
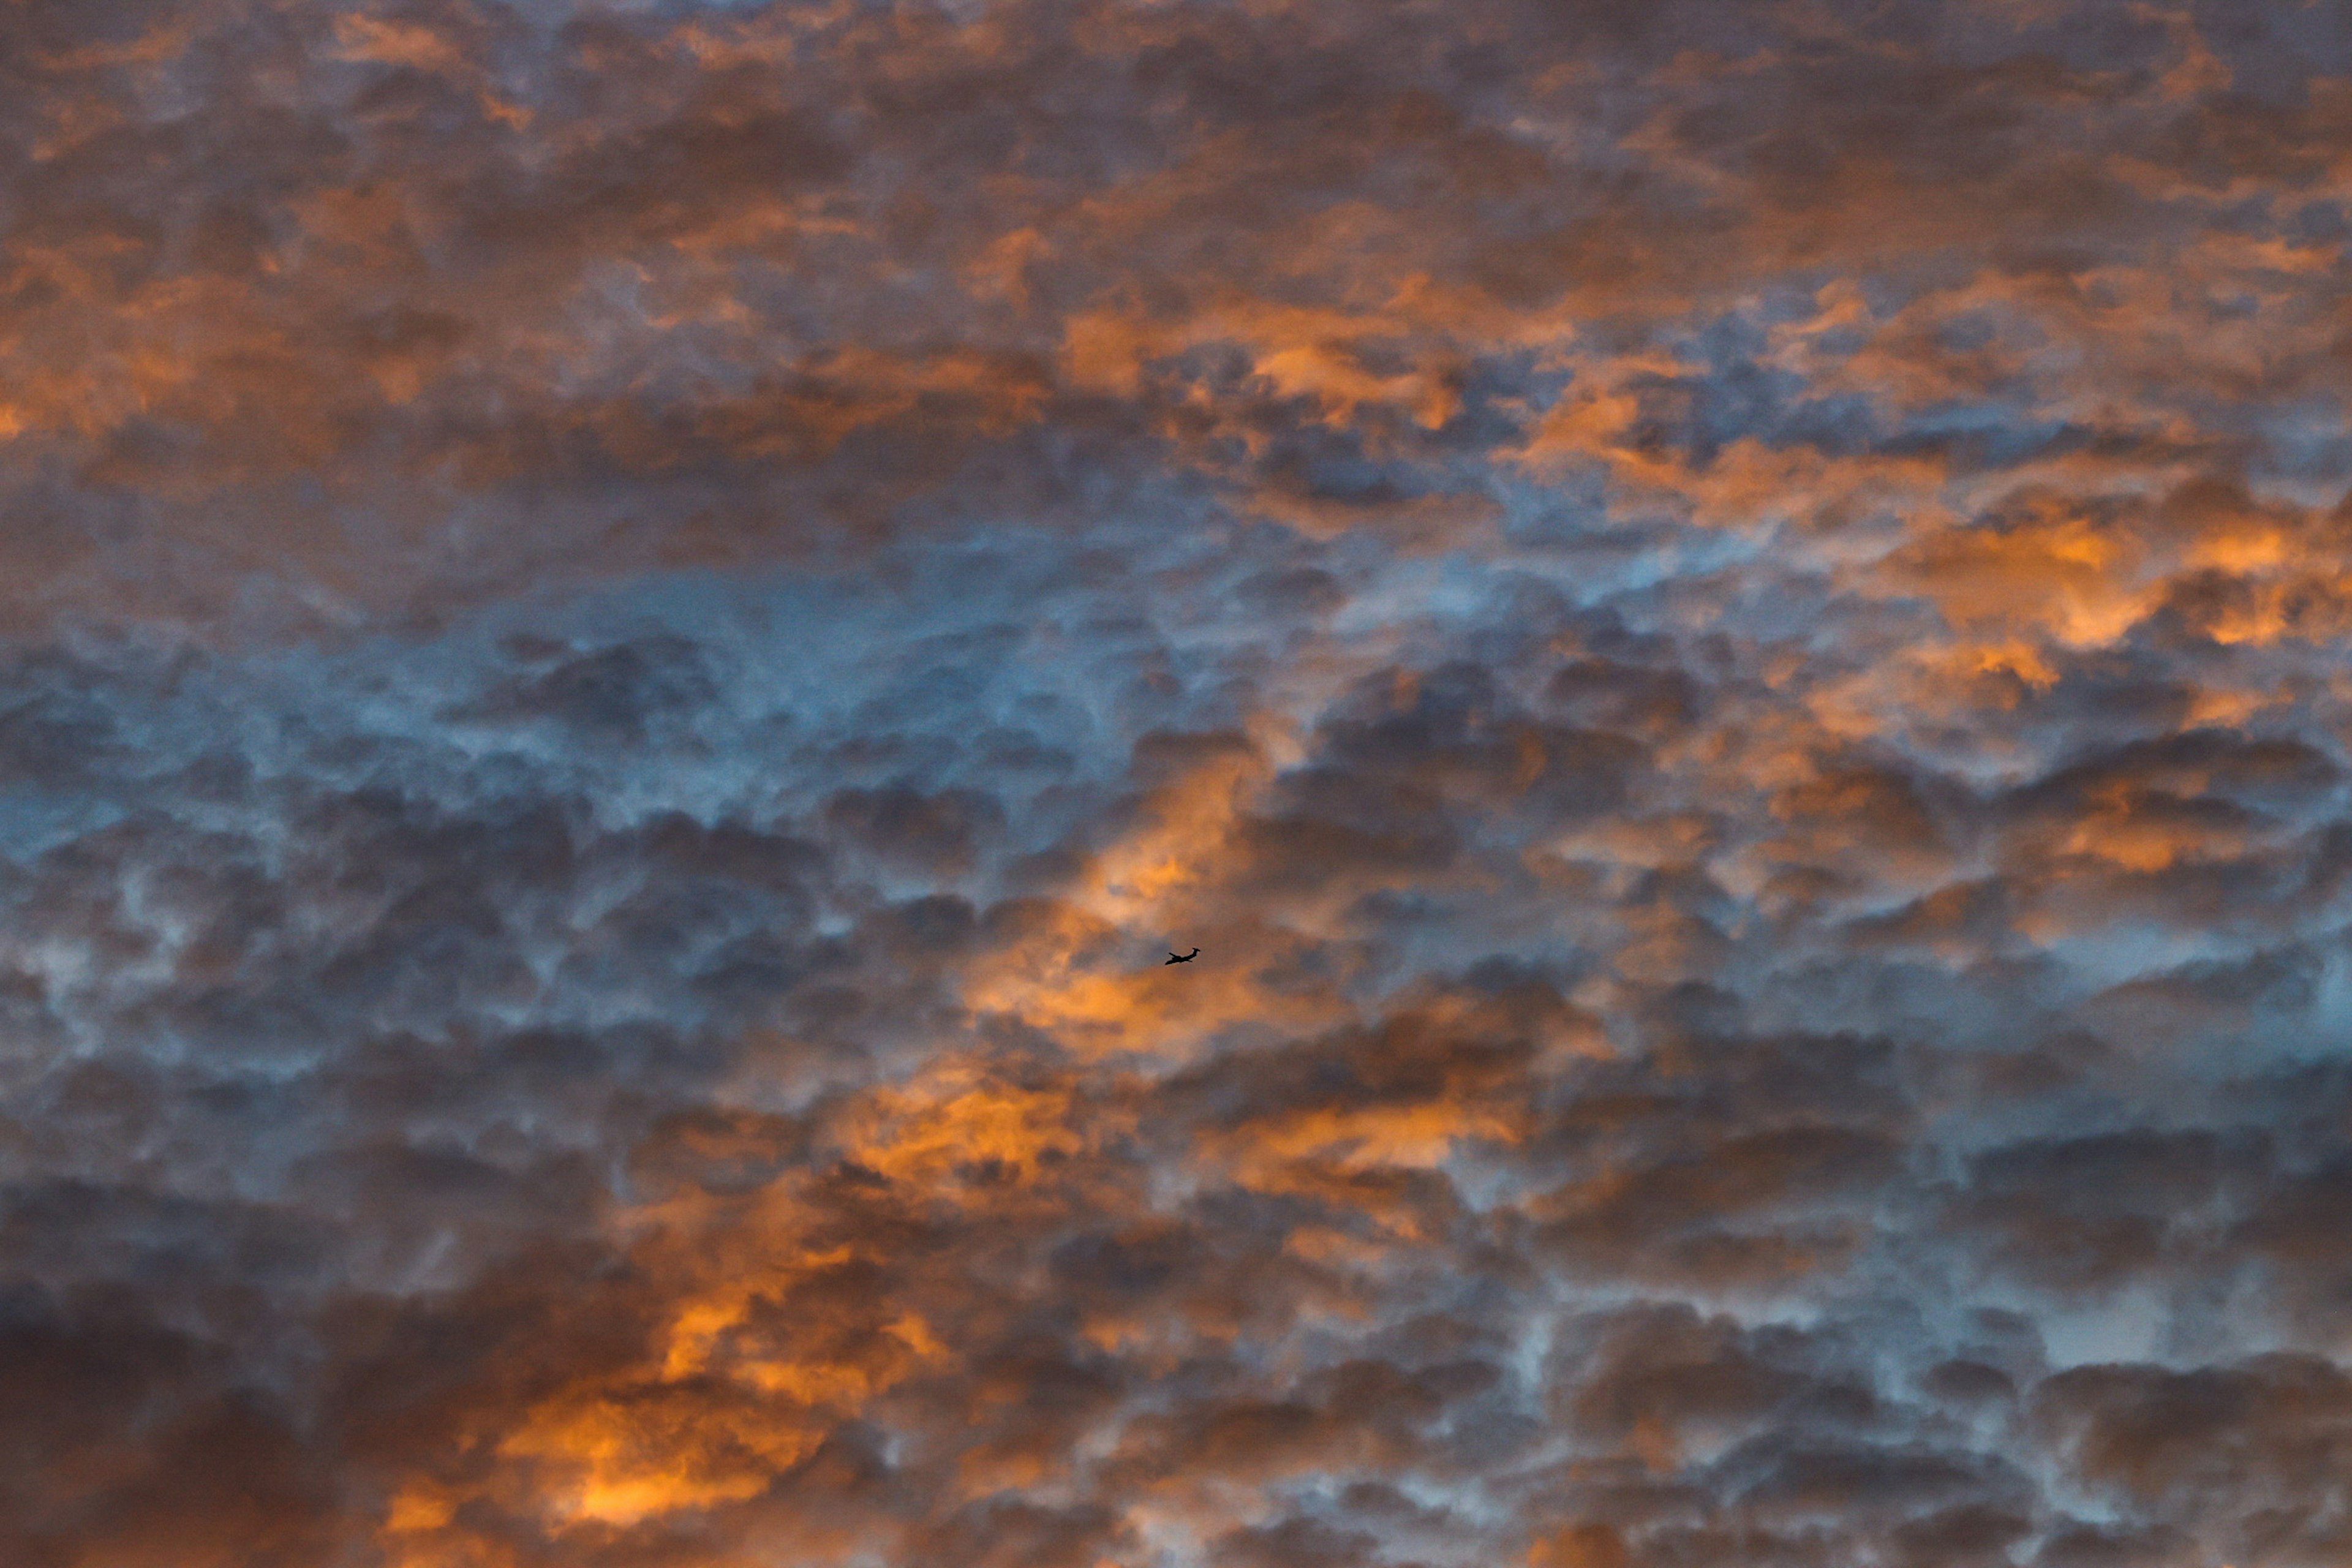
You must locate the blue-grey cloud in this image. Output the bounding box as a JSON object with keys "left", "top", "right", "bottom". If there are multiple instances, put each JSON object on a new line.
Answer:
{"left": 5, "top": 2, "right": 2352, "bottom": 1566}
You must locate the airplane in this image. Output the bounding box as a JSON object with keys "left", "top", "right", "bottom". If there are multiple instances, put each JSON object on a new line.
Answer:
{"left": 1164, "top": 947, "right": 1200, "bottom": 965}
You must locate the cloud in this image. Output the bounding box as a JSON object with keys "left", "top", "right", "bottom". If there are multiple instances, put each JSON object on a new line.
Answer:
{"left": 4, "top": 0, "right": 2352, "bottom": 1564}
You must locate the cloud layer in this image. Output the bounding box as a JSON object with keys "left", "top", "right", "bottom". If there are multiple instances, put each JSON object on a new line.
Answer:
{"left": 6, "top": 1, "right": 2352, "bottom": 1564}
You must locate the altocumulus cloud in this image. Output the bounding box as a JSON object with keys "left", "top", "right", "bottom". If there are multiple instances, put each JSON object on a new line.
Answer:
{"left": 4, "top": 1, "right": 2352, "bottom": 1564}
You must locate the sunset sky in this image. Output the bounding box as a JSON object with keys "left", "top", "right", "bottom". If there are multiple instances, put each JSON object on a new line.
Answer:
{"left": 7, "top": 2, "right": 2352, "bottom": 1564}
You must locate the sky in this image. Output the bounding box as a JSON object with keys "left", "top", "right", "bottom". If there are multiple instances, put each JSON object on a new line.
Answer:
{"left": 6, "top": 1, "right": 2352, "bottom": 1564}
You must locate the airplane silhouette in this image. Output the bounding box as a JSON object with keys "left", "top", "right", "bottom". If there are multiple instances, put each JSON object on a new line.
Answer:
{"left": 1164, "top": 948, "right": 1200, "bottom": 965}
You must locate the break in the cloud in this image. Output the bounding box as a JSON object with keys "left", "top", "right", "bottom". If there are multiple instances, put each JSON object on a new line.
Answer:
{"left": 6, "top": 1, "right": 2352, "bottom": 1564}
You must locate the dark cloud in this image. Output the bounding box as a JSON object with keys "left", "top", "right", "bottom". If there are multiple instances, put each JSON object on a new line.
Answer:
{"left": 0, "top": 0, "right": 2348, "bottom": 1563}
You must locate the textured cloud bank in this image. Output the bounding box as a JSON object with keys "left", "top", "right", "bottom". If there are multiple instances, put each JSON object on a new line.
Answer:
{"left": 7, "top": 1, "right": 2352, "bottom": 1564}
